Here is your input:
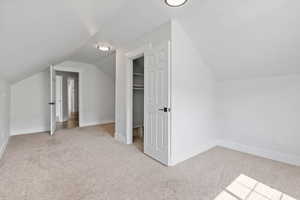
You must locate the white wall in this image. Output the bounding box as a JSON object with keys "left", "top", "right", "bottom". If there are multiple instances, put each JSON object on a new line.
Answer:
{"left": 116, "top": 20, "right": 218, "bottom": 165}
{"left": 56, "top": 62, "right": 115, "bottom": 127}
{"left": 218, "top": 75, "right": 300, "bottom": 165}
{"left": 113, "top": 20, "right": 300, "bottom": 167}
{"left": 115, "top": 50, "right": 127, "bottom": 143}
{"left": 10, "top": 71, "right": 50, "bottom": 135}
{"left": 10, "top": 61, "right": 115, "bottom": 135}
{"left": 125, "top": 21, "right": 172, "bottom": 52}
{"left": 0, "top": 79, "right": 10, "bottom": 158}
{"left": 116, "top": 21, "right": 218, "bottom": 165}
{"left": 171, "top": 20, "right": 217, "bottom": 165}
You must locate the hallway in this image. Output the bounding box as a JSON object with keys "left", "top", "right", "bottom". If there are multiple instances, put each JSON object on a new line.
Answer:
{"left": 56, "top": 112, "right": 79, "bottom": 130}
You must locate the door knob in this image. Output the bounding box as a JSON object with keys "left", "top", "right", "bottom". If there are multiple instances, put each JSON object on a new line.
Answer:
{"left": 158, "top": 107, "right": 171, "bottom": 112}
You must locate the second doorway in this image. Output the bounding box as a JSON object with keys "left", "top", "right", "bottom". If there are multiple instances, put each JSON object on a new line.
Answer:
{"left": 55, "top": 70, "right": 79, "bottom": 130}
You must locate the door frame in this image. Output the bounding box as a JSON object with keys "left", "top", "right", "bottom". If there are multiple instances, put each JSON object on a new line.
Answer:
{"left": 124, "top": 43, "right": 173, "bottom": 165}
{"left": 53, "top": 66, "right": 82, "bottom": 127}
{"left": 56, "top": 75, "right": 63, "bottom": 122}
{"left": 50, "top": 65, "right": 56, "bottom": 135}
{"left": 125, "top": 46, "right": 146, "bottom": 145}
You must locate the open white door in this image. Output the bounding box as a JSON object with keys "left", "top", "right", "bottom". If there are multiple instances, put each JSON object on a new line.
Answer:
{"left": 144, "top": 41, "right": 171, "bottom": 166}
{"left": 49, "top": 65, "right": 56, "bottom": 135}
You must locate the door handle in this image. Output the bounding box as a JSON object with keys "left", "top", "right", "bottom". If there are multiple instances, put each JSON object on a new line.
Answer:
{"left": 158, "top": 107, "right": 171, "bottom": 112}
{"left": 49, "top": 102, "right": 55, "bottom": 105}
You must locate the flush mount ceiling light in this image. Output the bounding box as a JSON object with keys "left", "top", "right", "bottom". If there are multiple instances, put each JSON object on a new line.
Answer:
{"left": 95, "top": 44, "right": 110, "bottom": 52}
{"left": 165, "top": 0, "right": 188, "bottom": 7}
{"left": 94, "top": 43, "right": 114, "bottom": 56}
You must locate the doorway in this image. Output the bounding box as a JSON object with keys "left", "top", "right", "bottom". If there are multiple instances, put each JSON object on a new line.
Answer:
{"left": 125, "top": 41, "right": 172, "bottom": 165}
{"left": 132, "top": 57, "right": 144, "bottom": 151}
{"left": 55, "top": 70, "right": 79, "bottom": 130}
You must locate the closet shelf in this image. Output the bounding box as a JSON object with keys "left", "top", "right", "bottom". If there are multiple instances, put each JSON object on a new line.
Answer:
{"left": 133, "top": 87, "right": 144, "bottom": 91}
{"left": 133, "top": 84, "right": 144, "bottom": 88}
{"left": 133, "top": 73, "right": 144, "bottom": 77}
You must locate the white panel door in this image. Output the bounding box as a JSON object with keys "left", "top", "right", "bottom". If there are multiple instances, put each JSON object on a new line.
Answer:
{"left": 144, "top": 41, "right": 171, "bottom": 165}
{"left": 50, "top": 65, "right": 56, "bottom": 135}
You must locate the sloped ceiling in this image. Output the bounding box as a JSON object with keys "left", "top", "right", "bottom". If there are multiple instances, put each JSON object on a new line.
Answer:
{"left": 178, "top": 0, "right": 300, "bottom": 80}
{"left": 69, "top": 46, "right": 116, "bottom": 78}
{"left": 0, "top": 0, "right": 126, "bottom": 82}
{"left": 1, "top": 0, "right": 300, "bottom": 82}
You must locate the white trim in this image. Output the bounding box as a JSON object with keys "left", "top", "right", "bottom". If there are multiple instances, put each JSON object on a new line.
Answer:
{"left": 115, "top": 132, "right": 127, "bottom": 144}
{"left": 0, "top": 136, "right": 9, "bottom": 160}
{"left": 50, "top": 65, "right": 56, "bottom": 136}
{"left": 218, "top": 140, "right": 300, "bottom": 166}
{"left": 125, "top": 59, "right": 133, "bottom": 144}
{"left": 125, "top": 46, "right": 146, "bottom": 59}
{"left": 125, "top": 47, "right": 146, "bottom": 145}
{"left": 80, "top": 120, "right": 115, "bottom": 128}
{"left": 62, "top": 116, "right": 69, "bottom": 122}
{"left": 169, "top": 140, "right": 300, "bottom": 167}
{"left": 10, "top": 120, "right": 115, "bottom": 136}
{"left": 170, "top": 141, "right": 217, "bottom": 166}
{"left": 11, "top": 128, "right": 49, "bottom": 136}
{"left": 167, "top": 41, "right": 173, "bottom": 166}
{"left": 55, "top": 75, "right": 64, "bottom": 122}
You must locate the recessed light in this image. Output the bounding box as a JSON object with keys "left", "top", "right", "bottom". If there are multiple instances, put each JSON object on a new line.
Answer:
{"left": 165, "top": 0, "right": 188, "bottom": 7}
{"left": 95, "top": 45, "right": 110, "bottom": 52}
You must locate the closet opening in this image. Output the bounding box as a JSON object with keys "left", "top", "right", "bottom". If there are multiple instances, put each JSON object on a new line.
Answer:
{"left": 132, "top": 56, "right": 144, "bottom": 151}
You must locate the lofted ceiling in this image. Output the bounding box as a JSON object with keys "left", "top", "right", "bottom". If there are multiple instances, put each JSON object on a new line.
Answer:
{"left": 1, "top": 0, "right": 300, "bottom": 83}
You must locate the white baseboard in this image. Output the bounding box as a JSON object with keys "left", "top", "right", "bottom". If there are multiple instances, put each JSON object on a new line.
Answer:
{"left": 0, "top": 136, "right": 9, "bottom": 160}
{"left": 170, "top": 141, "right": 217, "bottom": 166}
{"left": 80, "top": 120, "right": 115, "bottom": 127}
{"left": 62, "top": 116, "right": 69, "bottom": 122}
{"left": 80, "top": 120, "right": 115, "bottom": 128}
{"left": 10, "top": 120, "right": 115, "bottom": 136}
{"left": 218, "top": 140, "right": 300, "bottom": 167}
{"left": 10, "top": 128, "right": 49, "bottom": 136}
{"left": 115, "top": 132, "right": 127, "bottom": 144}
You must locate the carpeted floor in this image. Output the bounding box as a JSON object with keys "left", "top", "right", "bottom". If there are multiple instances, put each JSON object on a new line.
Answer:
{"left": 0, "top": 125, "right": 299, "bottom": 200}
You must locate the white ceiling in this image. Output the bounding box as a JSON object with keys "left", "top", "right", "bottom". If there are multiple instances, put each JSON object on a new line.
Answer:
{"left": 1, "top": 0, "right": 300, "bottom": 82}
{"left": 0, "top": 0, "right": 126, "bottom": 82}
{"left": 68, "top": 46, "right": 116, "bottom": 78}
{"left": 179, "top": 0, "right": 300, "bottom": 80}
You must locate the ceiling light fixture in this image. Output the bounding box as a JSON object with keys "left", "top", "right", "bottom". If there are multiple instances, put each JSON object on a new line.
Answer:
{"left": 96, "top": 45, "right": 110, "bottom": 52}
{"left": 94, "top": 43, "right": 114, "bottom": 56}
{"left": 165, "top": 0, "right": 188, "bottom": 7}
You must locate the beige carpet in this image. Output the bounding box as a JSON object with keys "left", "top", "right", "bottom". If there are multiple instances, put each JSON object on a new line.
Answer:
{"left": 0, "top": 125, "right": 299, "bottom": 200}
